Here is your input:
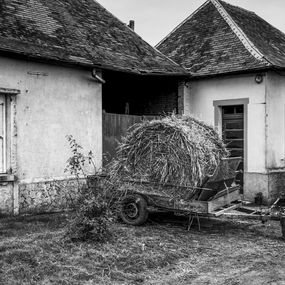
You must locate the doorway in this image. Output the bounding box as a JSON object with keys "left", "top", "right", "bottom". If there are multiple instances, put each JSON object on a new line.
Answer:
{"left": 222, "top": 105, "right": 244, "bottom": 188}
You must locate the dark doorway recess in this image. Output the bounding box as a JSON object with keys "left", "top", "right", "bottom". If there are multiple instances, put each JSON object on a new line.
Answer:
{"left": 222, "top": 105, "right": 244, "bottom": 189}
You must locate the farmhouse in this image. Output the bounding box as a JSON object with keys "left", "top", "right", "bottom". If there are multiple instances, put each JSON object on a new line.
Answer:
{"left": 157, "top": 0, "right": 285, "bottom": 203}
{"left": 0, "top": 0, "right": 186, "bottom": 215}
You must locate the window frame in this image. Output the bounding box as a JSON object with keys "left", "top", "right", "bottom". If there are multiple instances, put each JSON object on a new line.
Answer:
{"left": 213, "top": 98, "right": 249, "bottom": 172}
{"left": 0, "top": 87, "right": 19, "bottom": 180}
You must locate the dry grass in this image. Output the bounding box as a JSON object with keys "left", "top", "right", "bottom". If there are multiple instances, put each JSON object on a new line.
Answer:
{"left": 109, "top": 116, "right": 228, "bottom": 194}
{"left": 0, "top": 212, "right": 284, "bottom": 285}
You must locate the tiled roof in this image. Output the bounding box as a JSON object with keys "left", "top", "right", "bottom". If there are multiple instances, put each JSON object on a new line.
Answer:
{"left": 221, "top": 1, "right": 285, "bottom": 67}
{"left": 157, "top": 0, "right": 285, "bottom": 77}
{"left": 0, "top": 0, "right": 186, "bottom": 75}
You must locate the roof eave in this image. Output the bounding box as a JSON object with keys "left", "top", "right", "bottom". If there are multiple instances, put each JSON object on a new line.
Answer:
{"left": 0, "top": 48, "right": 188, "bottom": 77}
{"left": 0, "top": 48, "right": 94, "bottom": 69}
{"left": 94, "top": 62, "right": 188, "bottom": 77}
{"left": 188, "top": 66, "right": 275, "bottom": 79}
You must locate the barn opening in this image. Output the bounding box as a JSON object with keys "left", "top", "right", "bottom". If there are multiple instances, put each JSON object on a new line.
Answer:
{"left": 102, "top": 70, "right": 179, "bottom": 115}
{"left": 101, "top": 70, "right": 182, "bottom": 163}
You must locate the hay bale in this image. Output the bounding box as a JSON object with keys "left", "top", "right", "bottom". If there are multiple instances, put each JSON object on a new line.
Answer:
{"left": 109, "top": 115, "right": 229, "bottom": 188}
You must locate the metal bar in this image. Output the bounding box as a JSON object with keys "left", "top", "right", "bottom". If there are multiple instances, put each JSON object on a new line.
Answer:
{"left": 213, "top": 203, "right": 241, "bottom": 217}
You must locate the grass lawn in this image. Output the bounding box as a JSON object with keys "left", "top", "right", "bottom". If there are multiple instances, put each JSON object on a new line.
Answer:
{"left": 0, "top": 212, "right": 284, "bottom": 285}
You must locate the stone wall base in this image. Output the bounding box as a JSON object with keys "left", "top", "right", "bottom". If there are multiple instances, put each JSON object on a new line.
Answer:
{"left": 19, "top": 178, "right": 86, "bottom": 214}
{"left": 268, "top": 171, "right": 285, "bottom": 203}
{"left": 0, "top": 183, "right": 14, "bottom": 216}
{"left": 3, "top": 172, "right": 285, "bottom": 214}
{"left": 244, "top": 171, "right": 285, "bottom": 204}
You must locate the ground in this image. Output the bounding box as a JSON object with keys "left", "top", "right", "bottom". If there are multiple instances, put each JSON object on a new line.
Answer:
{"left": 0, "top": 212, "right": 284, "bottom": 285}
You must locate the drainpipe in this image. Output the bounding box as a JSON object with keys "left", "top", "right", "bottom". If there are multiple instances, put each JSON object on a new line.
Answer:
{"left": 265, "top": 73, "right": 269, "bottom": 202}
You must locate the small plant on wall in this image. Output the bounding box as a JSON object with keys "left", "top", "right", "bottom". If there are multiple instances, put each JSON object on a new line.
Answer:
{"left": 65, "top": 135, "right": 96, "bottom": 178}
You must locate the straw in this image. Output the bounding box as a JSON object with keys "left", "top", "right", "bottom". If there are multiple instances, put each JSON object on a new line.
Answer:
{"left": 109, "top": 115, "right": 229, "bottom": 191}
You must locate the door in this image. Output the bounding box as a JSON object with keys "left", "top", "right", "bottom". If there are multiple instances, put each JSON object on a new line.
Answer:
{"left": 222, "top": 105, "right": 244, "bottom": 188}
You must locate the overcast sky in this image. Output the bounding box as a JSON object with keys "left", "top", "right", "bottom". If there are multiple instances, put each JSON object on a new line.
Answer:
{"left": 96, "top": 0, "right": 285, "bottom": 46}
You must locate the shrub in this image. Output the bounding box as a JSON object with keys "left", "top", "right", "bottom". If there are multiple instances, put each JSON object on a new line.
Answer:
{"left": 65, "top": 197, "right": 113, "bottom": 243}
{"left": 64, "top": 135, "right": 114, "bottom": 243}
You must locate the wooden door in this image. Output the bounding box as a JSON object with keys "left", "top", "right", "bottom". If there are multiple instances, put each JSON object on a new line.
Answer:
{"left": 103, "top": 112, "right": 158, "bottom": 166}
{"left": 222, "top": 105, "right": 244, "bottom": 188}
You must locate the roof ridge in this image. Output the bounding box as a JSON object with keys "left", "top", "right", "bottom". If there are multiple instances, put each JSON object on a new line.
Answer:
{"left": 155, "top": 0, "right": 211, "bottom": 48}
{"left": 219, "top": 0, "right": 255, "bottom": 15}
{"left": 222, "top": 0, "right": 285, "bottom": 39}
{"left": 93, "top": 0, "right": 186, "bottom": 73}
{"left": 93, "top": 0, "right": 135, "bottom": 33}
{"left": 210, "top": 0, "right": 271, "bottom": 66}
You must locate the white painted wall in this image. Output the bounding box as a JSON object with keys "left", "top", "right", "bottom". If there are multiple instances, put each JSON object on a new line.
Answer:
{"left": 266, "top": 71, "right": 285, "bottom": 170}
{"left": 185, "top": 73, "right": 266, "bottom": 173}
{"left": 0, "top": 56, "right": 102, "bottom": 181}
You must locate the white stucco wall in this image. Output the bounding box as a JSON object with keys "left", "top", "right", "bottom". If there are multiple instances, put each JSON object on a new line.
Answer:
{"left": 0, "top": 56, "right": 102, "bottom": 181}
{"left": 185, "top": 74, "right": 266, "bottom": 174}
{"left": 266, "top": 71, "right": 285, "bottom": 170}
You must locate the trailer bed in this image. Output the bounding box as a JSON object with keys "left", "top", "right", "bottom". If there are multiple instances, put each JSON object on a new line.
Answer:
{"left": 118, "top": 157, "right": 242, "bottom": 226}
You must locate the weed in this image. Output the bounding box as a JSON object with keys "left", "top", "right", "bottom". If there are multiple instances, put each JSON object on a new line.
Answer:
{"left": 64, "top": 135, "right": 115, "bottom": 243}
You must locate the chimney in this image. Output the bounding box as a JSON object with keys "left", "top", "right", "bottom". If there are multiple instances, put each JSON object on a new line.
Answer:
{"left": 128, "top": 20, "right": 135, "bottom": 31}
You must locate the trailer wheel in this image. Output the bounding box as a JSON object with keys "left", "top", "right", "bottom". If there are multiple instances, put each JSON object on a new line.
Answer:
{"left": 120, "top": 194, "right": 148, "bottom": 226}
{"left": 281, "top": 216, "right": 285, "bottom": 240}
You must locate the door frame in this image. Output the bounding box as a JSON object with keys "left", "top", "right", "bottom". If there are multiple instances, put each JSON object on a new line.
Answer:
{"left": 213, "top": 98, "right": 249, "bottom": 172}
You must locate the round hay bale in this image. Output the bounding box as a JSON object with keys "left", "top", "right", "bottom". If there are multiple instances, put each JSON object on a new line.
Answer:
{"left": 109, "top": 115, "right": 229, "bottom": 188}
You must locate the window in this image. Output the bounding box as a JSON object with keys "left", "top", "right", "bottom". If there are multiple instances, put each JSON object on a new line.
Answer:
{"left": 0, "top": 88, "right": 19, "bottom": 176}
{"left": 0, "top": 95, "right": 6, "bottom": 173}
{"left": 222, "top": 105, "right": 244, "bottom": 115}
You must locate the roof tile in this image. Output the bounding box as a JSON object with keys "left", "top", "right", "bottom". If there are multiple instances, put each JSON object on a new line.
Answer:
{"left": 221, "top": 0, "right": 285, "bottom": 67}
{"left": 0, "top": 0, "right": 186, "bottom": 75}
{"left": 157, "top": 0, "right": 284, "bottom": 77}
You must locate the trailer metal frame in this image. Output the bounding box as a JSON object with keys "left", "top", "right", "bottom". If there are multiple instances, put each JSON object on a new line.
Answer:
{"left": 119, "top": 157, "right": 243, "bottom": 227}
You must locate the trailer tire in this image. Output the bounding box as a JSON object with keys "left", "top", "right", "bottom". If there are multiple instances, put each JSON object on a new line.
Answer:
{"left": 120, "top": 194, "right": 148, "bottom": 226}
{"left": 281, "top": 216, "right": 285, "bottom": 239}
